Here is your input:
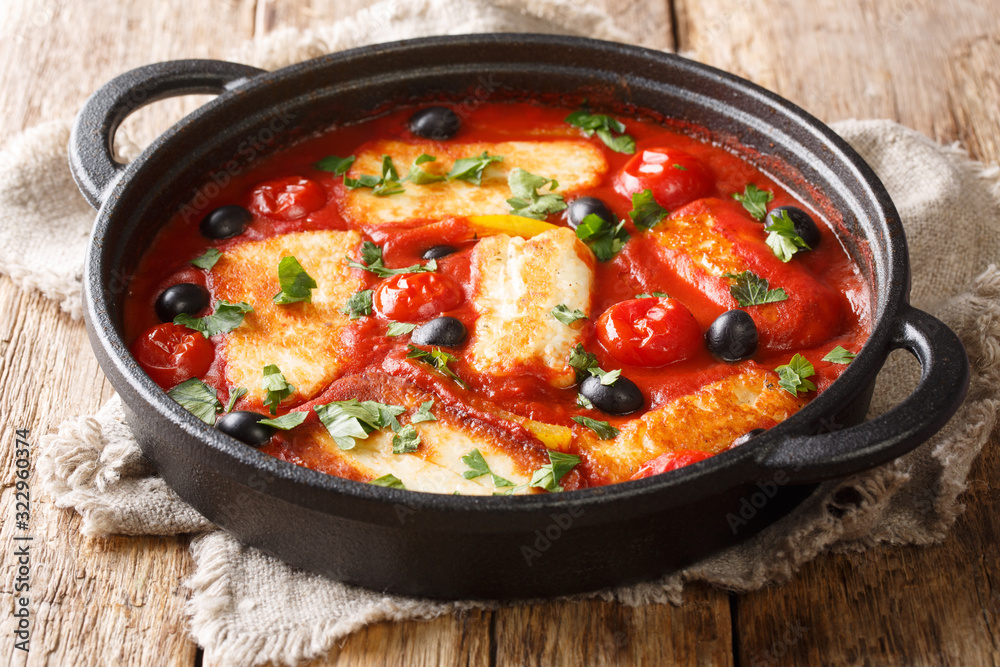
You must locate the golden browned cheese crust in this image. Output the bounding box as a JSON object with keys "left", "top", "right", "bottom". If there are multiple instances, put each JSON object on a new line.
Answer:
{"left": 340, "top": 140, "right": 607, "bottom": 225}
{"left": 467, "top": 227, "right": 596, "bottom": 388}
{"left": 577, "top": 366, "right": 806, "bottom": 483}
{"left": 212, "top": 230, "right": 362, "bottom": 405}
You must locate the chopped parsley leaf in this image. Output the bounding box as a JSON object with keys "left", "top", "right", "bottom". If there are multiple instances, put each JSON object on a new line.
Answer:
{"left": 314, "top": 154, "right": 356, "bottom": 175}
{"left": 392, "top": 424, "right": 421, "bottom": 454}
{"left": 576, "top": 393, "right": 594, "bottom": 409}
{"left": 191, "top": 248, "right": 222, "bottom": 270}
{"left": 168, "top": 378, "right": 222, "bottom": 425}
{"left": 313, "top": 399, "right": 405, "bottom": 450}
{"left": 369, "top": 474, "right": 405, "bottom": 489}
{"left": 628, "top": 189, "right": 668, "bottom": 230}
{"left": 568, "top": 343, "right": 600, "bottom": 382}
{"left": 341, "top": 289, "right": 374, "bottom": 319}
{"left": 635, "top": 291, "right": 669, "bottom": 298}
{"left": 258, "top": 411, "right": 308, "bottom": 430}
{"left": 343, "top": 154, "right": 405, "bottom": 196}
{"left": 224, "top": 387, "right": 247, "bottom": 413}
{"left": 575, "top": 213, "right": 629, "bottom": 262}
{"left": 262, "top": 364, "right": 294, "bottom": 415}
{"left": 404, "top": 153, "right": 447, "bottom": 185}
{"left": 386, "top": 321, "right": 418, "bottom": 337}
{"left": 588, "top": 367, "right": 621, "bottom": 386}
{"left": 572, "top": 415, "right": 620, "bottom": 440}
{"left": 723, "top": 271, "right": 788, "bottom": 307}
{"left": 507, "top": 168, "right": 567, "bottom": 220}
{"left": 529, "top": 450, "right": 582, "bottom": 492}
{"left": 174, "top": 300, "right": 253, "bottom": 338}
{"left": 411, "top": 399, "right": 437, "bottom": 424}
{"left": 273, "top": 255, "right": 318, "bottom": 304}
{"left": 461, "top": 448, "right": 514, "bottom": 488}
{"left": 775, "top": 354, "right": 817, "bottom": 396}
{"left": 406, "top": 344, "right": 468, "bottom": 389}
{"left": 732, "top": 184, "right": 774, "bottom": 221}
{"left": 447, "top": 151, "right": 504, "bottom": 186}
{"left": 551, "top": 304, "right": 587, "bottom": 326}
{"left": 764, "top": 209, "right": 810, "bottom": 262}
{"left": 346, "top": 241, "right": 436, "bottom": 277}
{"left": 823, "top": 346, "right": 857, "bottom": 364}
{"left": 564, "top": 110, "right": 636, "bottom": 154}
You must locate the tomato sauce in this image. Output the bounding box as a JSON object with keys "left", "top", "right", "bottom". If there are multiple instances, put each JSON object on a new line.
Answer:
{"left": 123, "top": 101, "right": 870, "bottom": 489}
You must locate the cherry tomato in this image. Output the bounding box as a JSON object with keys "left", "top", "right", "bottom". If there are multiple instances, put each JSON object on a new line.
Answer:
{"left": 596, "top": 297, "right": 702, "bottom": 367}
{"left": 250, "top": 175, "right": 326, "bottom": 221}
{"left": 630, "top": 449, "right": 712, "bottom": 480}
{"left": 374, "top": 273, "right": 464, "bottom": 322}
{"left": 131, "top": 322, "right": 214, "bottom": 389}
{"left": 614, "top": 148, "right": 714, "bottom": 210}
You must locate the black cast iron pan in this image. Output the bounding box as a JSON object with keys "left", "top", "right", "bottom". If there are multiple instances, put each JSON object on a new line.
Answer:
{"left": 70, "top": 34, "right": 969, "bottom": 599}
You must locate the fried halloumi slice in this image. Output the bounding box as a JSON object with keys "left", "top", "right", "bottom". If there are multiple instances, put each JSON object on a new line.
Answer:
{"left": 467, "top": 227, "right": 595, "bottom": 388}
{"left": 212, "top": 230, "right": 362, "bottom": 404}
{"left": 279, "top": 374, "right": 539, "bottom": 494}
{"left": 647, "top": 199, "right": 843, "bottom": 350}
{"left": 577, "top": 366, "right": 806, "bottom": 483}
{"left": 340, "top": 140, "right": 607, "bottom": 225}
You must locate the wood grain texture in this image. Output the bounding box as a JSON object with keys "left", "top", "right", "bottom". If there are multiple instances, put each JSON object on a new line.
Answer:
{"left": 1, "top": 0, "right": 998, "bottom": 665}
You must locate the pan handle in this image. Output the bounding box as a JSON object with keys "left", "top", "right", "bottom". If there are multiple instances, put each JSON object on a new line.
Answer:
{"left": 756, "top": 305, "right": 969, "bottom": 483}
{"left": 69, "top": 59, "right": 266, "bottom": 209}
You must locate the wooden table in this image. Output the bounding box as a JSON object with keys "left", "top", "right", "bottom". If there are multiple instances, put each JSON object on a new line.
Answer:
{"left": 1, "top": 1, "right": 998, "bottom": 664}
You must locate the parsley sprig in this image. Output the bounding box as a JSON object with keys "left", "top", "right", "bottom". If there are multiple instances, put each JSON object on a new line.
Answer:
{"left": 404, "top": 153, "right": 447, "bottom": 185}
{"left": 259, "top": 411, "right": 308, "bottom": 430}
{"left": 529, "top": 450, "right": 582, "bottom": 492}
{"left": 576, "top": 213, "right": 629, "bottom": 262}
{"left": 723, "top": 271, "right": 788, "bottom": 307}
{"left": 174, "top": 300, "right": 253, "bottom": 337}
{"left": 568, "top": 344, "right": 600, "bottom": 382}
{"left": 551, "top": 304, "right": 587, "bottom": 326}
{"left": 572, "top": 415, "right": 620, "bottom": 440}
{"left": 369, "top": 474, "right": 405, "bottom": 489}
{"left": 775, "top": 354, "right": 817, "bottom": 396}
{"left": 448, "top": 151, "right": 504, "bottom": 185}
{"left": 507, "top": 168, "right": 567, "bottom": 220}
{"left": 346, "top": 241, "right": 437, "bottom": 278}
{"left": 273, "top": 256, "right": 317, "bottom": 304}
{"left": 461, "top": 448, "right": 514, "bottom": 488}
{"left": 342, "top": 289, "right": 373, "bottom": 319}
{"left": 406, "top": 344, "right": 469, "bottom": 389}
{"left": 313, "top": 398, "right": 405, "bottom": 450}
{"left": 343, "top": 154, "right": 405, "bottom": 196}
{"left": 732, "top": 184, "right": 774, "bottom": 221}
{"left": 191, "top": 248, "right": 221, "bottom": 270}
{"left": 823, "top": 346, "right": 856, "bottom": 364}
{"left": 564, "top": 110, "right": 636, "bottom": 154}
{"left": 764, "top": 209, "right": 811, "bottom": 262}
{"left": 262, "top": 364, "right": 294, "bottom": 415}
{"left": 628, "top": 189, "right": 668, "bottom": 230}
{"left": 168, "top": 378, "right": 222, "bottom": 425}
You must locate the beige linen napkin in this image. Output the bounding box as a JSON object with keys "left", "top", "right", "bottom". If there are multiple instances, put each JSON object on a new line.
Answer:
{"left": 3, "top": 1, "right": 997, "bottom": 665}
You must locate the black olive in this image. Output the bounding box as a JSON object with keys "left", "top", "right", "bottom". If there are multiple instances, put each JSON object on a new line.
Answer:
{"left": 706, "top": 310, "right": 758, "bottom": 362}
{"left": 200, "top": 205, "right": 252, "bottom": 240}
{"left": 732, "top": 428, "right": 766, "bottom": 448}
{"left": 422, "top": 245, "right": 457, "bottom": 260}
{"left": 579, "top": 375, "right": 644, "bottom": 415}
{"left": 567, "top": 196, "right": 615, "bottom": 229}
{"left": 155, "top": 283, "right": 209, "bottom": 322}
{"left": 216, "top": 411, "right": 275, "bottom": 447}
{"left": 765, "top": 205, "right": 820, "bottom": 249}
{"left": 412, "top": 316, "right": 466, "bottom": 347}
{"left": 408, "top": 106, "right": 461, "bottom": 140}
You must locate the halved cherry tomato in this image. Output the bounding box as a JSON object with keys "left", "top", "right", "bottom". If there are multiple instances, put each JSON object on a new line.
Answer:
{"left": 131, "top": 322, "right": 214, "bottom": 389}
{"left": 596, "top": 297, "right": 702, "bottom": 367}
{"left": 630, "top": 449, "right": 712, "bottom": 480}
{"left": 250, "top": 175, "right": 326, "bottom": 221}
{"left": 374, "top": 273, "right": 464, "bottom": 322}
{"left": 614, "top": 148, "right": 714, "bottom": 211}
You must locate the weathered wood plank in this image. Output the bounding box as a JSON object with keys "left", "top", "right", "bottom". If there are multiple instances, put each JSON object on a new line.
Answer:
{"left": 675, "top": 0, "right": 1000, "bottom": 664}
